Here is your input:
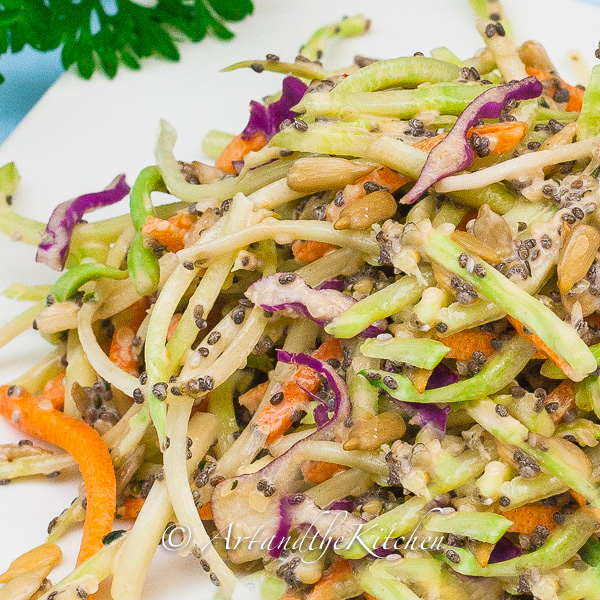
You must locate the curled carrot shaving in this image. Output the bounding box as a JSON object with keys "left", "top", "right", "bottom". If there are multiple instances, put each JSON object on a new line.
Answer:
{"left": 543, "top": 378, "right": 576, "bottom": 423}
{"left": 526, "top": 67, "right": 584, "bottom": 112}
{"left": 307, "top": 558, "right": 353, "bottom": 600}
{"left": 439, "top": 329, "right": 497, "bottom": 361}
{"left": 414, "top": 121, "right": 528, "bottom": 155}
{"left": 256, "top": 337, "right": 344, "bottom": 444}
{"left": 502, "top": 503, "right": 558, "bottom": 535}
{"left": 301, "top": 460, "right": 347, "bottom": 483}
{"left": 0, "top": 385, "right": 116, "bottom": 565}
{"left": 507, "top": 316, "right": 569, "bottom": 372}
{"left": 215, "top": 132, "right": 268, "bottom": 174}
{"left": 40, "top": 373, "right": 65, "bottom": 410}
{"left": 239, "top": 380, "right": 269, "bottom": 414}
{"left": 121, "top": 496, "right": 145, "bottom": 520}
{"left": 141, "top": 212, "right": 195, "bottom": 253}
{"left": 292, "top": 240, "right": 338, "bottom": 263}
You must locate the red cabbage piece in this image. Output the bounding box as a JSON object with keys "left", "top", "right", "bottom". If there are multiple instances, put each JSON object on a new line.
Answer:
{"left": 242, "top": 76, "right": 308, "bottom": 141}
{"left": 36, "top": 174, "right": 130, "bottom": 271}
{"left": 488, "top": 536, "right": 522, "bottom": 564}
{"left": 316, "top": 277, "right": 346, "bottom": 291}
{"left": 246, "top": 273, "right": 387, "bottom": 337}
{"left": 392, "top": 364, "right": 457, "bottom": 438}
{"left": 400, "top": 77, "right": 543, "bottom": 204}
{"left": 211, "top": 351, "right": 356, "bottom": 563}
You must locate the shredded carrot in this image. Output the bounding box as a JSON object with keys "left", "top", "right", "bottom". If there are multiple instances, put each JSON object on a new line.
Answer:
{"left": 40, "top": 374, "right": 65, "bottom": 410}
{"left": 214, "top": 132, "right": 268, "bottom": 174}
{"left": 167, "top": 313, "right": 182, "bottom": 342}
{"left": 507, "top": 316, "right": 570, "bottom": 373}
{"left": 292, "top": 240, "right": 338, "bottom": 263}
{"left": 340, "top": 166, "right": 411, "bottom": 208}
{"left": 543, "top": 378, "right": 576, "bottom": 423}
{"left": 141, "top": 212, "right": 195, "bottom": 253}
{"left": 0, "top": 385, "right": 116, "bottom": 565}
{"left": 502, "top": 503, "right": 558, "bottom": 535}
{"left": 414, "top": 121, "right": 528, "bottom": 156}
{"left": 439, "top": 329, "right": 497, "bottom": 361}
{"left": 198, "top": 501, "right": 213, "bottom": 521}
{"left": 526, "top": 67, "right": 584, "bottom": 112}
{"left": 112, "top": 297, "right": 148, "bottom": 332}
{"left": 121, "top": 496, "right": 145, "bottom": 520}
{"left": 307, "top": 558, "right": 353, "bottom": 600}
{"left": 256, "top": 337, "right": 344, "bottom": 444}
{"left": 109, "top": 326, "right": 139, "bottom": 376}
{"left": 301, "top": 461, "right": 347, "bottom": 483}
{"left": 239, "top": 381, "right": 269, "bottom": 414}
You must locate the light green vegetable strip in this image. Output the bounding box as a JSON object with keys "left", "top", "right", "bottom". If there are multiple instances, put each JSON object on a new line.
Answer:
{"left": 2, "top": 283, "right": 51, "bottom": 301}
{"left": 348, "top": 353, "right": 380, "bottom": 422}
{"left": 333, "top": 56, "right": 460, "bottom": 94}
{"left": 430, "top": 47, "right": 464, "bottom": 66}
{"left": 468, "top": 398, "right": 600, "bottom": 509}
{"left": 302, "top": 83, "right": 494, "bottom": 118}
{"left": 362, "top": 335, "right": 535, "bottom": 404}
{"left": 429, "top": 449, "right": 489, "bottom": 495}
{"left": 50, "top": 263, "right": 128, "bottom": 302}
{"left": 326, "top": 270, "right": 435, "bottom": 338}
{"left": 40, "top": 533, "right": 126, "bottom": 599}
{"left": 202, "top": 130, "right": 235, "bottom": 159}
{"left": 127, "top": 166, "right": 166, "bottom": 296}
{"left": 469, "top": 0, "right": 515, "bottom": 39}
{"left": 415, "top": 225, "right": 596, "bottom": 381}
{"left": 337, "top": 496, "right": 427, "bottom": 559}
{"left": 300, "top": 14, "right": 370, "bottom": 62}
{"left": 426, "top": 511, "right": 512, "bottom": 544}
{"left": 0, "top": 301, "right": 44, "bottom": 350}
{"left": 358, "top": 565, "right": 421, "bottom": 600}
{"left": 10, "top": 347, "right": 65, "bottom": 394}
{"left": 543, "top": 343, "right": 600, "bottom": 380}
{"left": 222, "top": 59, "right": 327, "bottom": 80}
{"left": 498, "top": 473, "right": 568, "bottom": 509}
{"left": 360, "top": 337, "right": 450, "bottom": 370}
{"left": 439, "top": 510, "right": 597, "bottom": 577}
{"left": 577, "top": 65, "right": 600, "bottom": 140}
{"left": 494, "top": 393, "right": 555, "bottom": 436}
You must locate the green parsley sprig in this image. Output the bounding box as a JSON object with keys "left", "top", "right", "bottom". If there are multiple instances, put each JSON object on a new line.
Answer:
{"left": 0, "top": 0, "right": 254, "bottom": 83}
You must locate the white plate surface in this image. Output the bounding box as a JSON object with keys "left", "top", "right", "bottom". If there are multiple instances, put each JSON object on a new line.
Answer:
{"left": 0, "top": 0, "right": 599, "bottom": 597}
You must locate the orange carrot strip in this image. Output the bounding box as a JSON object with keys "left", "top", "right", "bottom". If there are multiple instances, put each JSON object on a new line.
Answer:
{"left": 292, "top": 240, "right": 338, "bottom": 263}
{"left": 508, "top": 316, "right": 570, "bottom": 372}
{"left": 198, "top": 502, "right": 213, "bottom": 521}
{"left": 256, "top": 338, "right": 344, "bottom": 444}
{"left": 239, "top": 381, "right": 270, "bottom": 414}
{"left": 439, "top": 329, "right": 497, "bottom": 361}
{"left": 167, "top": 313, "right": 182, "bottom": 342}
{"left": 414, "top": 121, "right": 528, "bottom": 156}
{"left": 543, "top": 379, "right": 576, "bottom": 423}
{"left": 502, "top": 503, "right": 558, "bottom": 535}
{"left": 0, "top": 385, "right": 116, "bottom": 565}
{"left": 341, "top": 166, "right": 411, "bottom": 208}
{"left": 307, "top": 558, "right": 353, "bottom": 600}
{"left": 526, "top": 67, "right": 584, "bottom": 112}
{"left": 109, "top": 326, "right": 139, "bottom": 376}
{"left": 40, "top": 374, "right": 65, "bottom": 410}
{"left": 141, "top": 212, "right": 195, "bottom": 253}
{"left": 121, "top": 497, "right": 145, "bottom": 520}
{"left": 301, "top": 461, "right": 347, "bottom": 484}
{"left": 215, "top": 132, "right": 268, "bottom": 174}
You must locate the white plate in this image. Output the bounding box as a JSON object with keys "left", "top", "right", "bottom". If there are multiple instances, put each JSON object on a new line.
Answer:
{"left": 0, "top": 0, "right": 598, "bottom": 597}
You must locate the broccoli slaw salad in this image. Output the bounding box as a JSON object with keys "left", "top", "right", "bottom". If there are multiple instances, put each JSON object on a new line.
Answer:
{"left": 2, "top": 2, "right": 600, "bottom": 599}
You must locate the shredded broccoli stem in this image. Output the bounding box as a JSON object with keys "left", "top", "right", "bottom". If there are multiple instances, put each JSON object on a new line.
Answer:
{"left": 577, "top": 65, "right": 600, "bottom": 141}
{"left": 306, "top": 468, "right": 373, "bottom": 508}
{"left": 0, "top": 300, "right": 44, "bottom": 352}
{"left": 299, "top": 14, "right": 370, "bottom": 62}
{"left": 363, "top": 335, "right": 535, "bottom": 404}
{"left": 10, "top": 347, "right": 65, "bottom": 393}
{"left": 63, "top": 329, "right": 97, "bottom": 417}
{"left": 426, "top": 510, "right": 512, "bottom": 543}
{"left": 202, "top": 129, "right": 235, "bottom": 159}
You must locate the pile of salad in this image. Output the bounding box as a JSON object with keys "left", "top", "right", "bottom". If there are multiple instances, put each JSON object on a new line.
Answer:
{"left": 1, "top": 2, "right": 600, "bottom": 599}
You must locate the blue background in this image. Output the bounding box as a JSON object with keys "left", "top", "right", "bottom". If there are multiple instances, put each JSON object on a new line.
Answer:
{"left": 0, "top": 0, "right": 599, "bottom": 145}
